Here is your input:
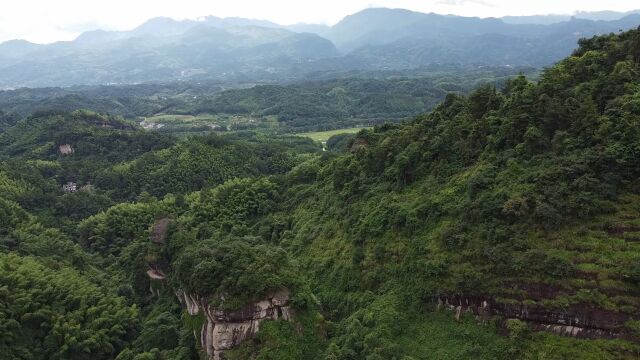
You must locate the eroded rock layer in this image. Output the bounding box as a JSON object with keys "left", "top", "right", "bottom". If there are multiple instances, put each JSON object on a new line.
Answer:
{"left": 176, "top": 289, "right": 292, "bottom": 359}
{"left": 438, "top": 295, "right": 634, "bottom": 340}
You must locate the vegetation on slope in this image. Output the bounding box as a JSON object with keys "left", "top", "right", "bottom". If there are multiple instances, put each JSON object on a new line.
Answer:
{"left": 269, "top": 28, "right": 640, "bottom": 358}
{"left": 0, "top": 67, "right": 534, "bottom": 133}
{"left": 1, "top": 28, "right": 640, "bottom": 360}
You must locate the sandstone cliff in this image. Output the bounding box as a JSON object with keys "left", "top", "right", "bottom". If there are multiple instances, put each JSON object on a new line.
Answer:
{"left": 176, "top": 288, "right": 293, "bottom": 360}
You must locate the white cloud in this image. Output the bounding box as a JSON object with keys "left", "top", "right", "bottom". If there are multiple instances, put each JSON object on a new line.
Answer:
{"left": 0, "top": 0, "right": 638, "bottom": 43}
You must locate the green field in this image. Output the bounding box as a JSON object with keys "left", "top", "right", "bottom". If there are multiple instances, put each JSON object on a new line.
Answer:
{"left": 295, "top": 127, "right": 368, "bottom": 143}
{"left": 140, "top": 113, "right": 276, "bottom": 132}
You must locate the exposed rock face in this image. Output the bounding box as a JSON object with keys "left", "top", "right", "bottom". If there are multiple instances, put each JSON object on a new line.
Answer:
{"left": 350, "top": 137, "right": 368, "bottom": 152}
{"left": 146, "top": 268, "right": 166, "bottom": 280}
{"left": 176, "top": 289, "right": 292, "bottom": 359}
{"left": 150, "top": 218, "right": 172, "bottom": 244}
{"left": 58, "top": 144, "right": 74, "bottom": 155}
{"left": 437, "top": 295, "right": 635, "bottom": 340}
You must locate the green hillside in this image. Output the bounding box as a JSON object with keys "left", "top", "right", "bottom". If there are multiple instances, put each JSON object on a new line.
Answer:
{"left": 1, "top": 28, "right": 640, "bottom": 360}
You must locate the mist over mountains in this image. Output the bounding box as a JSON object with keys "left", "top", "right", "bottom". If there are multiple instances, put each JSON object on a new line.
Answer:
{"left": 1, "top": 7, "right": 639, "bottom": 88}
{"left": 502, "top": 9, "right": 640, "bottom": 25}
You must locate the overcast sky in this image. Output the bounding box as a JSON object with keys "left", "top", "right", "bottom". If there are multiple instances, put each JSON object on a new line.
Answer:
{"left": 1, "top": 0, "right": 639, "bottom": 44}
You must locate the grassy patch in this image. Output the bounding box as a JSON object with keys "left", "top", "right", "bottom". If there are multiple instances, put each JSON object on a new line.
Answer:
{"left": 294, "top": 127, "right": 368, "bottom": 143}
{"left": 141, "top": 113, "right": 267, "bottom": 132}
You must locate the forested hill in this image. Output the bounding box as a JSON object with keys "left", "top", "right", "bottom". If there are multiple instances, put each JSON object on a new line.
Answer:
{"left": 0, "top": 66, "right": 533, "bottom": 133}
{"left": 248, "top": 27, "right": 640, "bottom": 358}
{"left": 1, "top": 28, "right": 640, "bottom": 359}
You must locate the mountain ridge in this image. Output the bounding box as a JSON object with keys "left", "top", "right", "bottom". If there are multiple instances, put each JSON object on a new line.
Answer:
{"left": 4, "top": 7, "right": 640, "bottom": 46}
{"left": 1, "top": 8, "right": 639, "bottom": 88}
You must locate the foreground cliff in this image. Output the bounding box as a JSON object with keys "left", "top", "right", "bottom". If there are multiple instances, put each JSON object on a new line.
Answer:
{"left": 139, "top": 215, "right": 301, "bottom": 358}
{"left": 176, "top": 289, "right": 292, "bottom": 359}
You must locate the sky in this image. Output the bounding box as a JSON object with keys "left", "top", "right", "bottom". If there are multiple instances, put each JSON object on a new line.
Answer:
{"left": 1, "top": 0, "right": 639, "bottom": 44}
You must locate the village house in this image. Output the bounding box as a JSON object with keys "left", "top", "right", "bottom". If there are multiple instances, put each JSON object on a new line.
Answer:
{"left": 62, "top": 182, "right": 77, "bottom": 193}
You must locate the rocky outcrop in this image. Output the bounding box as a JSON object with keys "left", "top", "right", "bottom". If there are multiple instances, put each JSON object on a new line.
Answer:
{"left": 150, "top": 218, "right": 172, "bottom": 244}
{"left": 437, "top": 295, "right": 635, "bottom": 340}
{"left": 350, "top": 137, "right": 368, "bottom": 152}
{"left": 176, "top": 289, "right": 293, "bottom": 360}
{"left": 146, "top": 217, "right": 294, "bottom": 358}
{"left": 146, "top": 268, "right": 166, "bottom": 280}
{"left": 58, "top": 144, "right": 74, "bottom": 155}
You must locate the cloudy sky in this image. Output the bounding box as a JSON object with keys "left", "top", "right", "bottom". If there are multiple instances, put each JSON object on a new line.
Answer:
{"left": 1, "top": 0, "right": 639, "bottom": 43}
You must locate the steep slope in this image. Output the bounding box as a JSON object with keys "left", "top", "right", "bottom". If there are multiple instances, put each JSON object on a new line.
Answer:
{"left": 3, "top": 26, "right": 640, "bottom": 360}
{"left": 75, "top": 28, "right": 640, "bottom": 359}
{"left": 271, "top": 28, "right": 640, "bottom": 357}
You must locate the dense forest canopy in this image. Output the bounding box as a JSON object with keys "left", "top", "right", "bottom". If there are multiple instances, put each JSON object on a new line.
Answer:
{"left": 1, "top": 26, "right": 640, "bottom": 360}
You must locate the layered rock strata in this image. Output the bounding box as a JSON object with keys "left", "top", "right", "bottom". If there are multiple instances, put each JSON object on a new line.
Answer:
{"left": 176, "top": 289, "right": 292, "bottom": 359}
{"left": 438, "top": 295, "right": 634, "bottom": 340}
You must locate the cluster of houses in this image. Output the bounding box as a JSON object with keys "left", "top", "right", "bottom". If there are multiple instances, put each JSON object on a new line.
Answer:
{"left": 62, "top": 182, "right": 94, "bottom": 193}
{"left": 59, "top": 143, "right": 82, "bottom": 193}
{"left": 62, "top": 182, "right": 78, "bottom": 193}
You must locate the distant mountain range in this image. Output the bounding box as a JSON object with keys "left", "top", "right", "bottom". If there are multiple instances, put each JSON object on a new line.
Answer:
{"left": 0, "top": 8, "right": 639, "bottom": 88}
{"left": 502, "top": 9, "right": 640, "bottom": 25}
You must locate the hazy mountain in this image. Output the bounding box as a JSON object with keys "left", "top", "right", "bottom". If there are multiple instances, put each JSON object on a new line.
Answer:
{"left": 286, "top": 23, "right": 331, "bottom": 36}
{"left": 500, "top": 14, "right": 574, "bottom": 25}
{"left": 576, "top": 9, "right": 640, "bottom": 21}
{"left": 325, "top": 8, "right": 640, "bottom": 52}
{"left": 76, "top": 16, "right": 283, "bottom": 44}
{"left": 300, "top": 9, "right": 639, "bottom": 73}
{"left": 0, "top": 21, "right": 338, "bottom": 88}
{"left": 502, "top": 9, "right": 640, "bottom": 25}
{"left": 325, "top": 8, "right": 428, "bottom": 50}
{"left": 202, "top": 16, "right": 281, "bottom": 29}
{"left": 1, "top": 8, "right": 639, "bottom": 88}
{"left": 0, "top": 39, "right": 43, "bottom": 56}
